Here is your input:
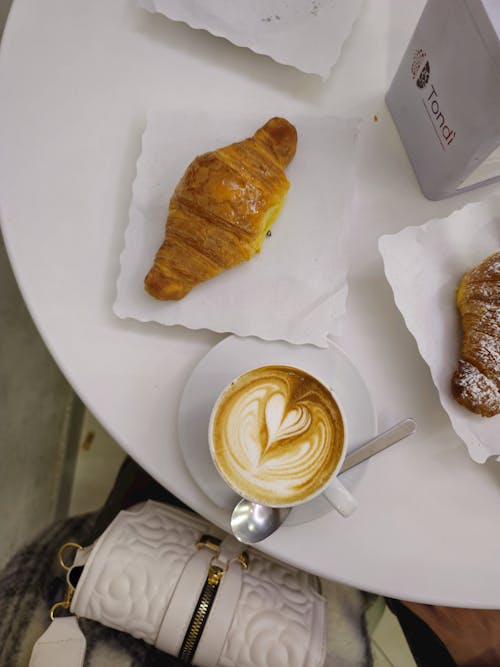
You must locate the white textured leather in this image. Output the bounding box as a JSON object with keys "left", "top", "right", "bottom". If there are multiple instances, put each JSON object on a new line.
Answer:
{"left": 70, "top": 500, "right": 326, "bottom": 667}
{"left": 29, "top": 617, "right": 86, "bottom": 667}
{"left": 71, "top": 502, "right": 214, "bottom": 642}
{"left": 218, "top": 553, "right": 326, "bottom": 667}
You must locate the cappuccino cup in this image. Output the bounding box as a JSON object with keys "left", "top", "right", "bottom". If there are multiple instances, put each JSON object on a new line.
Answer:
{"left": 208, "top": 365, "right": 357, "bottom": 517}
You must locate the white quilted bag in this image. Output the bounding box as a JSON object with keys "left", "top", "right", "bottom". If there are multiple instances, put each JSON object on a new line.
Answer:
{"left": 68, "top": 500, "right": 327, "bottom": 667}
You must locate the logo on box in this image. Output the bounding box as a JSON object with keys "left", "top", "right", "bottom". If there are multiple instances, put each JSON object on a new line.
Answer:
{"left": 411, "top": 49, "right": 456, "bottom": 149}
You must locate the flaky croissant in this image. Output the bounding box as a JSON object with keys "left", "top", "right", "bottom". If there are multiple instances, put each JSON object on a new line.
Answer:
{"left": 144, "top": 117, "right": 297, "bottom": 300}
{"left": 451, "top": 251, "right": 500, "bottom": 417}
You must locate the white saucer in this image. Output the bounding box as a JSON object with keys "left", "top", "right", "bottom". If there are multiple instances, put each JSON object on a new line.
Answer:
{"left": 178, "top": 336, "right": 377, "bottom": 526}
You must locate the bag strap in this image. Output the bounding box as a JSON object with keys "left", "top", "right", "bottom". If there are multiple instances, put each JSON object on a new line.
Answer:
{"left": 155, "top": 545, "right": 215, "bottom": 656}
{"left": 156, "top": 534, "right": 249, "bottom": 665}
{"left": 193, "top": 537, "right": 247, "bottom": 667}
{"left": 28, "top": 617, "right": 86, "bottom": 667}
{"left": 29, "top": 543, "right": 87, "bottom": 667}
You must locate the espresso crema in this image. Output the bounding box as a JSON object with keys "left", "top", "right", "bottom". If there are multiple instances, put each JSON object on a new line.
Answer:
{"left": 210, "top": 366, "right": 344, "bottom": 506}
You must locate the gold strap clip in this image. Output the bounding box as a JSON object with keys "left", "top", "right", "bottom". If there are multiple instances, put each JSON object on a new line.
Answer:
{"left": 49, "top": 542, "right": 84, "bottom": 620}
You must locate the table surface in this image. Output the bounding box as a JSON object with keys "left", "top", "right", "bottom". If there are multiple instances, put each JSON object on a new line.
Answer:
{"left": 1, "top": 0, "right": 500, "bottom": 607}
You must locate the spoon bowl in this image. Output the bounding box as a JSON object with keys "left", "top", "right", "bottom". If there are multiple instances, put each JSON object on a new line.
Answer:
{"left": 231, "top": 501, "right": 291, "bottom": 544}
{"left": 230, "top": 418, "right": 416, "bottom": 544}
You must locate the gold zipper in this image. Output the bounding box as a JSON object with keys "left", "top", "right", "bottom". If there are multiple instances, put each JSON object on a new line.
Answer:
{"left": 178, "top": 563, "right": 224, "bottom": 663}
{"left": 178, "top": 536, "right": 249, "bottom": 665}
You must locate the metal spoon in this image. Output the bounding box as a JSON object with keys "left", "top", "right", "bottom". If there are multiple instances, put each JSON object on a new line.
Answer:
{"left": 230, "top": 417, "right": 416, "bottom": 544}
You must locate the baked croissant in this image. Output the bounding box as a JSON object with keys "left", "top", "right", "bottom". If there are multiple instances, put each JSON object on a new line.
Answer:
{"left": 144, "top": 117, "right": 297, "bottom": 300}
{"left": 451, "top": 251, "right": 500, "bottom": 417}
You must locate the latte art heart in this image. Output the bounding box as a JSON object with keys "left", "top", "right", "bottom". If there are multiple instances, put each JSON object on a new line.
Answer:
{"left": 264, "top": 393, "right": 311, "bottom": 449}
{"left": 211, "top": 366, "right": 344, "bottom": 506}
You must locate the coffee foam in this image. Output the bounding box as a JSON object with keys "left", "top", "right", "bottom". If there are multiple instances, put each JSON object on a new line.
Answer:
{"left": 211, "top": 366, "right": 344, "bottom": 506}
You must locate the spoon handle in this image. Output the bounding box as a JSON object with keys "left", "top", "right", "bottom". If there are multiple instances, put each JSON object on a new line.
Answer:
{"left": 340, "top": 418, "right": 416, "bottom": 473}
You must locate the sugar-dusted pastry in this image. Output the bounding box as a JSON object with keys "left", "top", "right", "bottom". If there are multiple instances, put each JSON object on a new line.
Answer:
{"left": 451, "top": 251, "right": 500, "bottom": 417}
{"left": 144, "top": 117, "right": 297, "bottom": 300}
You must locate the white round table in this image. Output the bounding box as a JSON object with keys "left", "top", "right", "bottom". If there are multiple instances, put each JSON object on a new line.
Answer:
{"left": 1, "top": 0, "right": 500, "bottom": 607}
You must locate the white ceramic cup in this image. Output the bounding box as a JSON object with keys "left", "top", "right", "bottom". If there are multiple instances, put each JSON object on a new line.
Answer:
{"left": 208, "top": 365, "right": 357, "bottom": 518}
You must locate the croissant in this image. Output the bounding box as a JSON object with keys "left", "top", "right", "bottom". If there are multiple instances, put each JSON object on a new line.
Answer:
{"left": 451, "top": 251, "right": 500, "bottom": 417}
{"left": 144, "top": 117, "right": 297, "bottom": 300}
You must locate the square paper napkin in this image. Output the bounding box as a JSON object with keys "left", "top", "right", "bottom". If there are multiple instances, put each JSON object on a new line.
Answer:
{"left": 137, "top": 0, "right": 363, "bottom": 79}
{"left": 114, "top": 111, "right": 360, "bottom": 348}
{"left": 379, "top": 202, "right": 500, "bottom": 463}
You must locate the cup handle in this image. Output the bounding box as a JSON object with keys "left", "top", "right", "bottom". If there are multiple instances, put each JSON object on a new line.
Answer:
{"left": 322, "top": 477, "right": 358, "bottom": 517}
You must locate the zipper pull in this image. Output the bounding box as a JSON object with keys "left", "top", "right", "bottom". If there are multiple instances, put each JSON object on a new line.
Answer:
{"left": 207, "top": 564, "right": 224, "bottom": 586}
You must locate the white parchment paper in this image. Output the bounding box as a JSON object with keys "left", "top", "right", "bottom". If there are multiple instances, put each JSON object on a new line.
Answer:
{"left": 114, "top": 111, "right": 360, "bottom": 348}
{"left": 379, "top": 202, "right": 500, "bottom": 463}
{"left": 137, "top": 0, "right": 364, "bottom": 79}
